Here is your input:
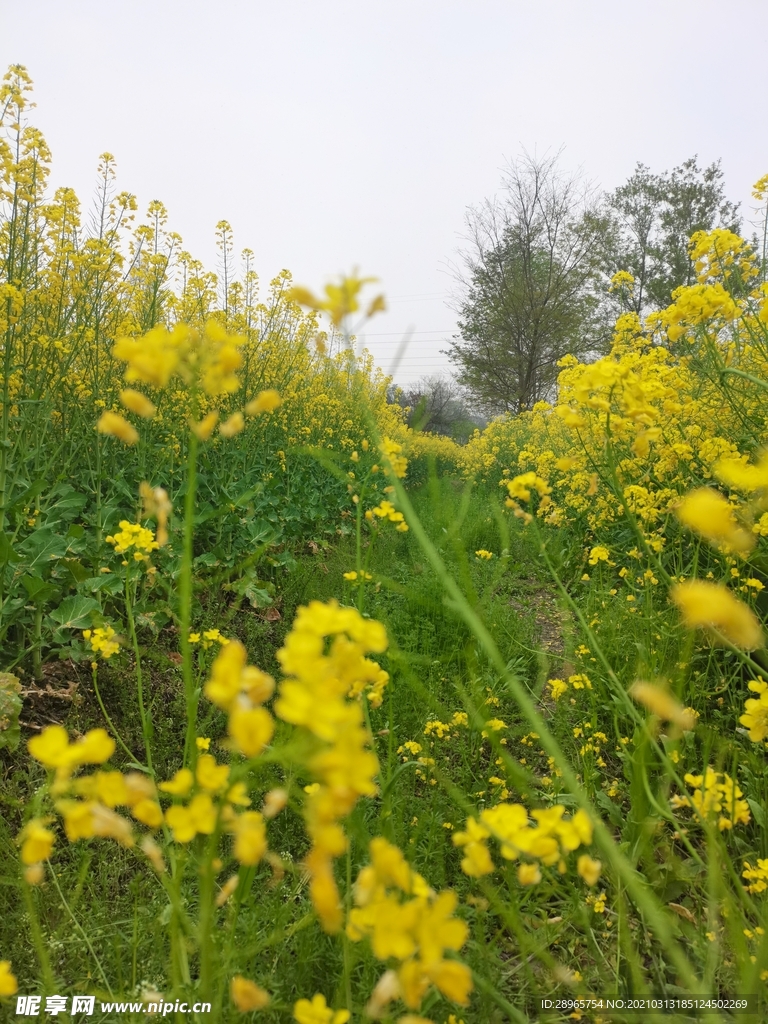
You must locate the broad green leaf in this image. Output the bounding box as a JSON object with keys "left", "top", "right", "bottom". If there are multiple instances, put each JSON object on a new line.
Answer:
{"left": 21, "top": 575, "right": 61, "bottom": 603}
{"left": 18, "top": 527, "right": 71, "bottom": 568}
{"left": 80, "top": 574, "right": 124, "bottom": 596}
{"left": 48, "top": 595, "right": 102, "bottom": 629}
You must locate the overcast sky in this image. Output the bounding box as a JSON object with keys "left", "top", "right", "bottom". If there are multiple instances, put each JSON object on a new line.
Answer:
{"left": 4, "top": 1, "right": 767, "bottom": 384}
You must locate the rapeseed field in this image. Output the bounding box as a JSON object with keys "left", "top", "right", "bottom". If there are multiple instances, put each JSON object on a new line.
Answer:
{"left": 1, "top": 64, "right": 767, "bottom": 1024}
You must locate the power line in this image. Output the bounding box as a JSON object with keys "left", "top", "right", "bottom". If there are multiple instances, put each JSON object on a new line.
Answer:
{"left": 358, "top": 329, "right": 456, "bottom": 336}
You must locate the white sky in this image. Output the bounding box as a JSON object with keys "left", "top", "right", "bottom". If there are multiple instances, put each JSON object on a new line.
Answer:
{"left": 4, "top": 1, "right": 768, "bottom": 385}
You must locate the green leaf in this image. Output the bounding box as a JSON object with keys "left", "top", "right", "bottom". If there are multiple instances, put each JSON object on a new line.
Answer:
{"left": 229, "top": 569, "right": 274, "bottom": 608}
{"left": 48, "top": 595, "right": 102, "bottom": 629}
{"left": 45, "top": 486, "right": 88, "bottom": 522}
{"left": 80, "top": 574, "right": 124, "bottom": 596}
{"left": 18, "top": 527, "right": 71, "bottom": 569}
{"left": 21, "top": 575, "right": 61, "bottom": 603}
{"left": 246, "top": 518, "right": 277, "bottom": 545}
{"left": 61, "top": 557, "right": 91, "bottom": 583}
{"left": 0, "top": 531, "right": 20, "bottom": 563}
{"left": 8, "top": 477, "right": 46, "bottom": 513}
{"left": 748, "top": 799, "right": 766, "bottom": 830}
{"left": 194, "top": 552, "right": 220, "bottom": 568}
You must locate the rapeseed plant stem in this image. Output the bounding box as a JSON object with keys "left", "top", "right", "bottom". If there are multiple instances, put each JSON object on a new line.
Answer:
{"left": 124, "top": 562, "right": 153, "bottom": 775}
{"left": 21, "top": 879, "right": 55, "bottom": 995}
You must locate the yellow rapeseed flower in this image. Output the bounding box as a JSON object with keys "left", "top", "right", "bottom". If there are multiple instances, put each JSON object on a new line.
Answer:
{"left": 576, "top": 854, "right": 602, "bottom": 886}
{"left": 232, "top": 810, "right": 267, "bottom": 865}
{"left": 517, "top": 862, "right": 542, "bottom": 886}
{"left": 131, "top": 799, "right": 163, "bottom": 828}
{"left": 231, "top": 976, "right": 270, "bottom": 1012}
{"left": 96, "top": 411, "right": 139, "bottom": 445}
{"left": 629, "top": 681, "right": 697, "bottom": 731}
{"left": 293, "top": 993, "right": 350, "bottom": 1024}
{"left": 587, "top": 545, "right": 610, "bottom": 565}
{"left": 20, "top": 819, "right": 55, "bottom": 865}
{"left": 676, "top": 488, "right": 754, "bottom": 554}
{"left": 83, "top": 626, "right": 120, "bottom": 659}
{"left": 119, "top": 388, "right": 156, "bottom": 419}
{"left": 219, "top": 411, "right": 245, "bottom": 437}
{"left": 190, "top": 412, "right": 218, "bottom": 441}
{"left": 245, "top": 389, "right": 282, "bottom": 415}
{"left": 548, "top": 678, "right": 568, "bottom": 700}
{"left": 0, "top": 961, "right": 18, "bottom": 997}
{"left": 742, "top": 858, "right": 768, "bottom": 894}
{"left": 380, "top": 437, "right": 408, "bottom": 480}
{"left": 28, "top": 725, "right": 115, "bottom": 772}
{"left": 105, "top": 521, "right": 159, "bottom": 559}
{"left": 287, "top": 272, "right": 383, "bottom": 329}
{"left": 671, "top": 580, "right": 763, "bottom": 650}
{"left": 714, "top": 452, "right": 768, "bottom": 494}
{"left": 159, "top": 768, "right": 194, "bottom": 797}
{"left": 165, "top": 793, "right": 217, "bottom": 843}
{"left": 195, "top": 753, "right": 230, "bottom": 792}
{"left": 228, "top": 702, "right": 274, "bottom": 758}
{"left": 739, "top": 679, "right": 768, "bottom": 743}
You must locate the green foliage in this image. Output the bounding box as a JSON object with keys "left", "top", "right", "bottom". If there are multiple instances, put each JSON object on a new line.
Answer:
{"left": 607, "top": 156, "right": 742, "bottom": 314}
{"left": 448, "top": 151, "right": 608, "bottom": 414}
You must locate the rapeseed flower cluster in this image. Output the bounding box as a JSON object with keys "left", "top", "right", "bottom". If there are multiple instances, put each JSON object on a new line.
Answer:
{"left": 347, "top": 837, "right": 472, "bottom": 1012}
{"left": 742, "top": 859, "right": 768, "bottom": 894}
{"left": 452, "top": 802, "right": 594, "bottom": 882}
{"left": 380, "top": 436, "right": 408, "bottom": 479}
{"left": 105, "top": 521, "right": 159, "bottom": 562}
{"left": 22, "top": 641, "right": 278, "bottom": 873}
{"left": 83, "top": 625, "right": 120, "bottom": 660}
{"left": 98, "top": 319, "right": 285, "bottom": 448}
{"left": 367, "top": 499, "right": 408, "bottom": 531}
{"left": 670, "top": 769, "right": 750, "bottom": 831}
{"left": 274, "top": 600, "right": 389, "bottom": 932}
{"left": 190, "top": 627, "right": 230, "bottom": 649}
{"left": 203, "top": 639, "right": 275, "bottom": 760}
{"left": 7, "top": 71, "right": 768, "bottom": 1007}
{"left": 230, "top": 976, "right": 271, "bottom": 1012}
{"left": 740, "top": 678, "right": 768, "bottom": 743}
{"left": 293, "top": 992, "right": 350, "bottom": 1024}
{"left": 676, "top": 488, "right": 754, "bottom": 555}
{"left": 114, "top": 321, "right": 242, "bottom": 396}
{"left": 287, "top": 271, "right": 386, "bottom": 328}
{"left": 688, "top": 228, "right": 759, "bottom": 286}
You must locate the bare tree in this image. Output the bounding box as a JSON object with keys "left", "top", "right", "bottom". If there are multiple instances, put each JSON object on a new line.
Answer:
{"left": 389, "top": 374, "right": 484, "bottom": 441}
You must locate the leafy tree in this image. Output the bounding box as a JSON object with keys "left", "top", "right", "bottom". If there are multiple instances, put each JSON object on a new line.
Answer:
{"left": 446, "top": 152, "right": 609, "bottom": 415}
{"left": 606, "top": 156, "right": 741, "bottom": 314}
